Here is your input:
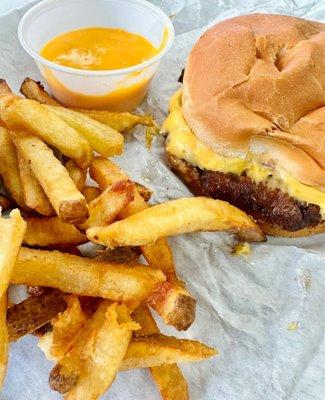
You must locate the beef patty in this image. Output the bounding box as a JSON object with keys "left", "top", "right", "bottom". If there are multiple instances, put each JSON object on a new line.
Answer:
{"left": 167, "top": 154, "right": 322, "bottom": 232}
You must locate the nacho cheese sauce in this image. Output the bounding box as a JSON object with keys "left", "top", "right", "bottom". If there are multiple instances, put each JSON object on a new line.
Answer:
{"left": 40, "top": 27, "right": 164, "bottom": 110}
{"left": 41, "top": 27, "right": 158, "bottom": 70}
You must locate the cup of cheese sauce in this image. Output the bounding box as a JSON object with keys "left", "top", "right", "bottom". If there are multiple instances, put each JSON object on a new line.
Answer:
{"left": 18, "top": 0, "right": 174, "bottom": 111}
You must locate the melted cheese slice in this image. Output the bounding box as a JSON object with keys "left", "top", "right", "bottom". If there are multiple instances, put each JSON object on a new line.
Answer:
{"left": 164, "top": 90, "right": 325, "bottom": 218}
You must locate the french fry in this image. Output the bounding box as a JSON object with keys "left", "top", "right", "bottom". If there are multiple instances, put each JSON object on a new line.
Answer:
{"left": 132, "top": 304, "right": 159, "bottom": 337}
{"left": 95, "top": 246, "right": 141, "bottom": 264}
{"left": 135, "top": 182, "right": 152, "bottom": 202}
{"left": 17, "top": 152, "right": 54, "bottom": 216}
{"left": 23, "top": 216, "right": 87, "bottom": 247}
{"left": 132, "top": 305, "right": 189, "bottom": 400}
{"left": 0, "top": 79, "right": 16, "bottom": 112}
{"left": 39, "top": 298, "right": 101, "bottom": 363}
{"left": 0, "top": 210, "right": 26, "bottom": 298}
{"left": 0, "top": 194, "right": 15, "bottom": 212}
{"left": 11, "top": 130, "right": 88, "bottom": 224}
{"left": 3, "top": 97, "right": 92, "bottom": 168}
{"left": 0, "top": 209, "right": 26, "bottom": 387}
{"left": 79, "top": 109, "right": 157, "bottom": 133}
{"left": 38, "top": 295, "right": 86, "bottom": 361}
{"left": 81, "top": 185, "right": 102, "bottom": 203}
{"left": 65, "top": 160, "right": 86, "bottom": 192}
{"left": 7, "top": 295, "right": 213, "bottom": 398}
{"left": 0, "top": 295, "right": 8, "bottom": 387}
{"left": 150, "top": 364, "right": 190, "bottom": 399}
{"left": 20, "top": 78, "right": 156, "bottom": 133}
{"left": 89, "top": 157, "right": 196, "bottom": 331}
{"left": 7, "top": 289, "right": 67, "bottom": 342}
{"left": 89, "top": 157, "right": 148, "bottom": 216}
{"left": 0, "top": 127, "right": 26, "bottom": 207}
{"left": 49, "top": 301, "right": 138, "bottom": 398}
{"left": 120, "top": 334, "right": 217, "bottom": 371}
{"left": 141, "top": 241, "right": 196, "bottom": 331}
{"left": 79, "top": 180, "right": 135, "bottom": 230}
{"left": 47, "top": 105, "right": 124, "bottom": 157}
{"left": 12, "top": 248, "right": 166, "bottom": 301}
{"left": 20, "top": 78, "right": 59, "bottom": 106}
{"left": 87, "top": 197, "right": 265, "bottom": 247}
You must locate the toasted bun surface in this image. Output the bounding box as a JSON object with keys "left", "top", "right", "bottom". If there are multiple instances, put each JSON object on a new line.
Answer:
{"left": 182, "top": 13, "right": 325, "bottom": 188}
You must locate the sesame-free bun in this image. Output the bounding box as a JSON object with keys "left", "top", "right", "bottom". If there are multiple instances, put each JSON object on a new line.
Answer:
{"left": 182, "top": 13, "right": 325, "bottom": 188}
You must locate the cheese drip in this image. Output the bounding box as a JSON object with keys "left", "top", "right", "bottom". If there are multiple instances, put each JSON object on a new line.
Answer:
{"left": 164, "top": 90, "right": 325, "bottom": 218}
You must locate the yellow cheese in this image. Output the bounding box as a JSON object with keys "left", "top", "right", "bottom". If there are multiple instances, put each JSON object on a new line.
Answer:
{"left": 165, "top": 92, "right": 246, "bottom": 174}
{"left": 41, "top": 27, "right": 158, "bottom": 71}
{"left": 164, "top": 90, "right": 325, "bottom": 218}
{"left": 233, "top": 242, "right": 250, "bottom": 255}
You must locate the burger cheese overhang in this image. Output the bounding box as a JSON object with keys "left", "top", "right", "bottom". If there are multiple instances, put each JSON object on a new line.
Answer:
{"left": 164, "top": 90, "right": 325, "bottom": 219}
{"left": 163, "top": 14, "right": 325, "bottom": 236}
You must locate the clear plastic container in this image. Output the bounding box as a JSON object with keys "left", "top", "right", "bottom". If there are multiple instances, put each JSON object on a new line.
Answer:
{"left": 18, "top": 0, "right": 174, "bottom": 111}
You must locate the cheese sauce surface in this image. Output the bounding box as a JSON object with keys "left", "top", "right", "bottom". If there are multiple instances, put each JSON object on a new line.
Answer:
{"left": 41, "top": 27, "right": 158, "bottom": 71}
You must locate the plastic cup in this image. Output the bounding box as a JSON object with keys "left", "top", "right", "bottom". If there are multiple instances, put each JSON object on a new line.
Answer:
{"left": 18, "top": 0, "right": 174, "bottom": 111}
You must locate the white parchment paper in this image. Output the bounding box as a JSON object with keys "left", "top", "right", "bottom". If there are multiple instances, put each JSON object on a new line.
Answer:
{"left": 0, "top": 1, "right": 325, "bottom": 399}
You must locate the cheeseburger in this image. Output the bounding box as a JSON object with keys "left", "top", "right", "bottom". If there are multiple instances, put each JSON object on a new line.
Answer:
{"left": 164, "top": 14, "right": 325, "bottom": 237}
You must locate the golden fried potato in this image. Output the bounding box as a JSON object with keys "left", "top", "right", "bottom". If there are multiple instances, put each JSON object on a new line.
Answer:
{"left": 49, "top": 302, "right": 138, "bottom": 398}
{"left": 12, "top": 248, "right": 166, "bottom": 301}
{"left": 47, "top": 105, "right": 124, "bottom": 157}
{"left": 0, "top": 209, "right": 26, "bottom": 386}
{"left": 39, "top": 295, "right": 86, "bottom": 361}
{"left": 121, "top": 333, "right": 217, "bottom": 371}
{"left": 89, "top": 156, "right": 196, "bottom": 331}
{"left": 87, "top": 197, "right": 265, "bottom": 247}
{"left": 141, "top": 240, "right": 196, "bottom": 331}
{"left": 95, "top": 246, "right": 141, "bottom": 264}
{"left": 81, "top": 185, "right": 102, "bottom": 203}
{"left": 23, "top": 216, "right": 87, "bottom": 247}
{"left": 17, "top": 152, "right": 54, "bottom": 216}
{"left": 79, "top": 180, "right": 135, "bottom": 230}
{"left": 7, "top": 289, "right": 66, "bottom": 342}
{"left": 12, "top": 130, "right": 88, "bottom": 224}
{"left": 132, "top": 304, "right": 159, "bottom": 337}
{"left": 4, "top": 98, "right": 92, "bottom": 168}
{"left": 135, "top": 182, "right": 152, "bottom": 202}
{"left": 20, "top": 78, "right": 156, "bottom": 133}
{"left": 90, "top": 156, "right": 129, "bottom": 188}
{"left": 148, "top": 282, "right": 196, "bottom": 332}
{"left": 20, "top": 78, "right": 59, "bottom": 106}
{"left": 80, "top": 109, "right": 157, "bottom": 133}
{"left": 0, "top": 127, "right": 26, "bottom": 208}
{"left": 151, "top": 364, "right": 189, "bottom": 400}
{"left": 141, "top": 240, "right": 178, "bottom": 284}
{"left": 0, "top": 79, "right": 16, "bottom": 109}
{"left": 64, "top": 160, "right": 86, "bottom": 192}
{"left": 0, "top": 295, "right": 8, "bottom": 387}
{"left": 0, "top": 210, "right": 26, "bottom": 298}
{"left": 132, "top": 305, "right": 189, "bottom": 399}
{"left": 89, "top": 156, "right": 149, "bottom": 216}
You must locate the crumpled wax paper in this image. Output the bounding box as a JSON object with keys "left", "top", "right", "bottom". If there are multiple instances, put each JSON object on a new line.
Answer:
{"left": 0, "top": 1, "right": 324, "bottom": 399}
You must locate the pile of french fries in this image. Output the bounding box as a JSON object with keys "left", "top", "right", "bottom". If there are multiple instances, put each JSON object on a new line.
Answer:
{"left": 0, "top": 78, "right": 264, "bottom": 399}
